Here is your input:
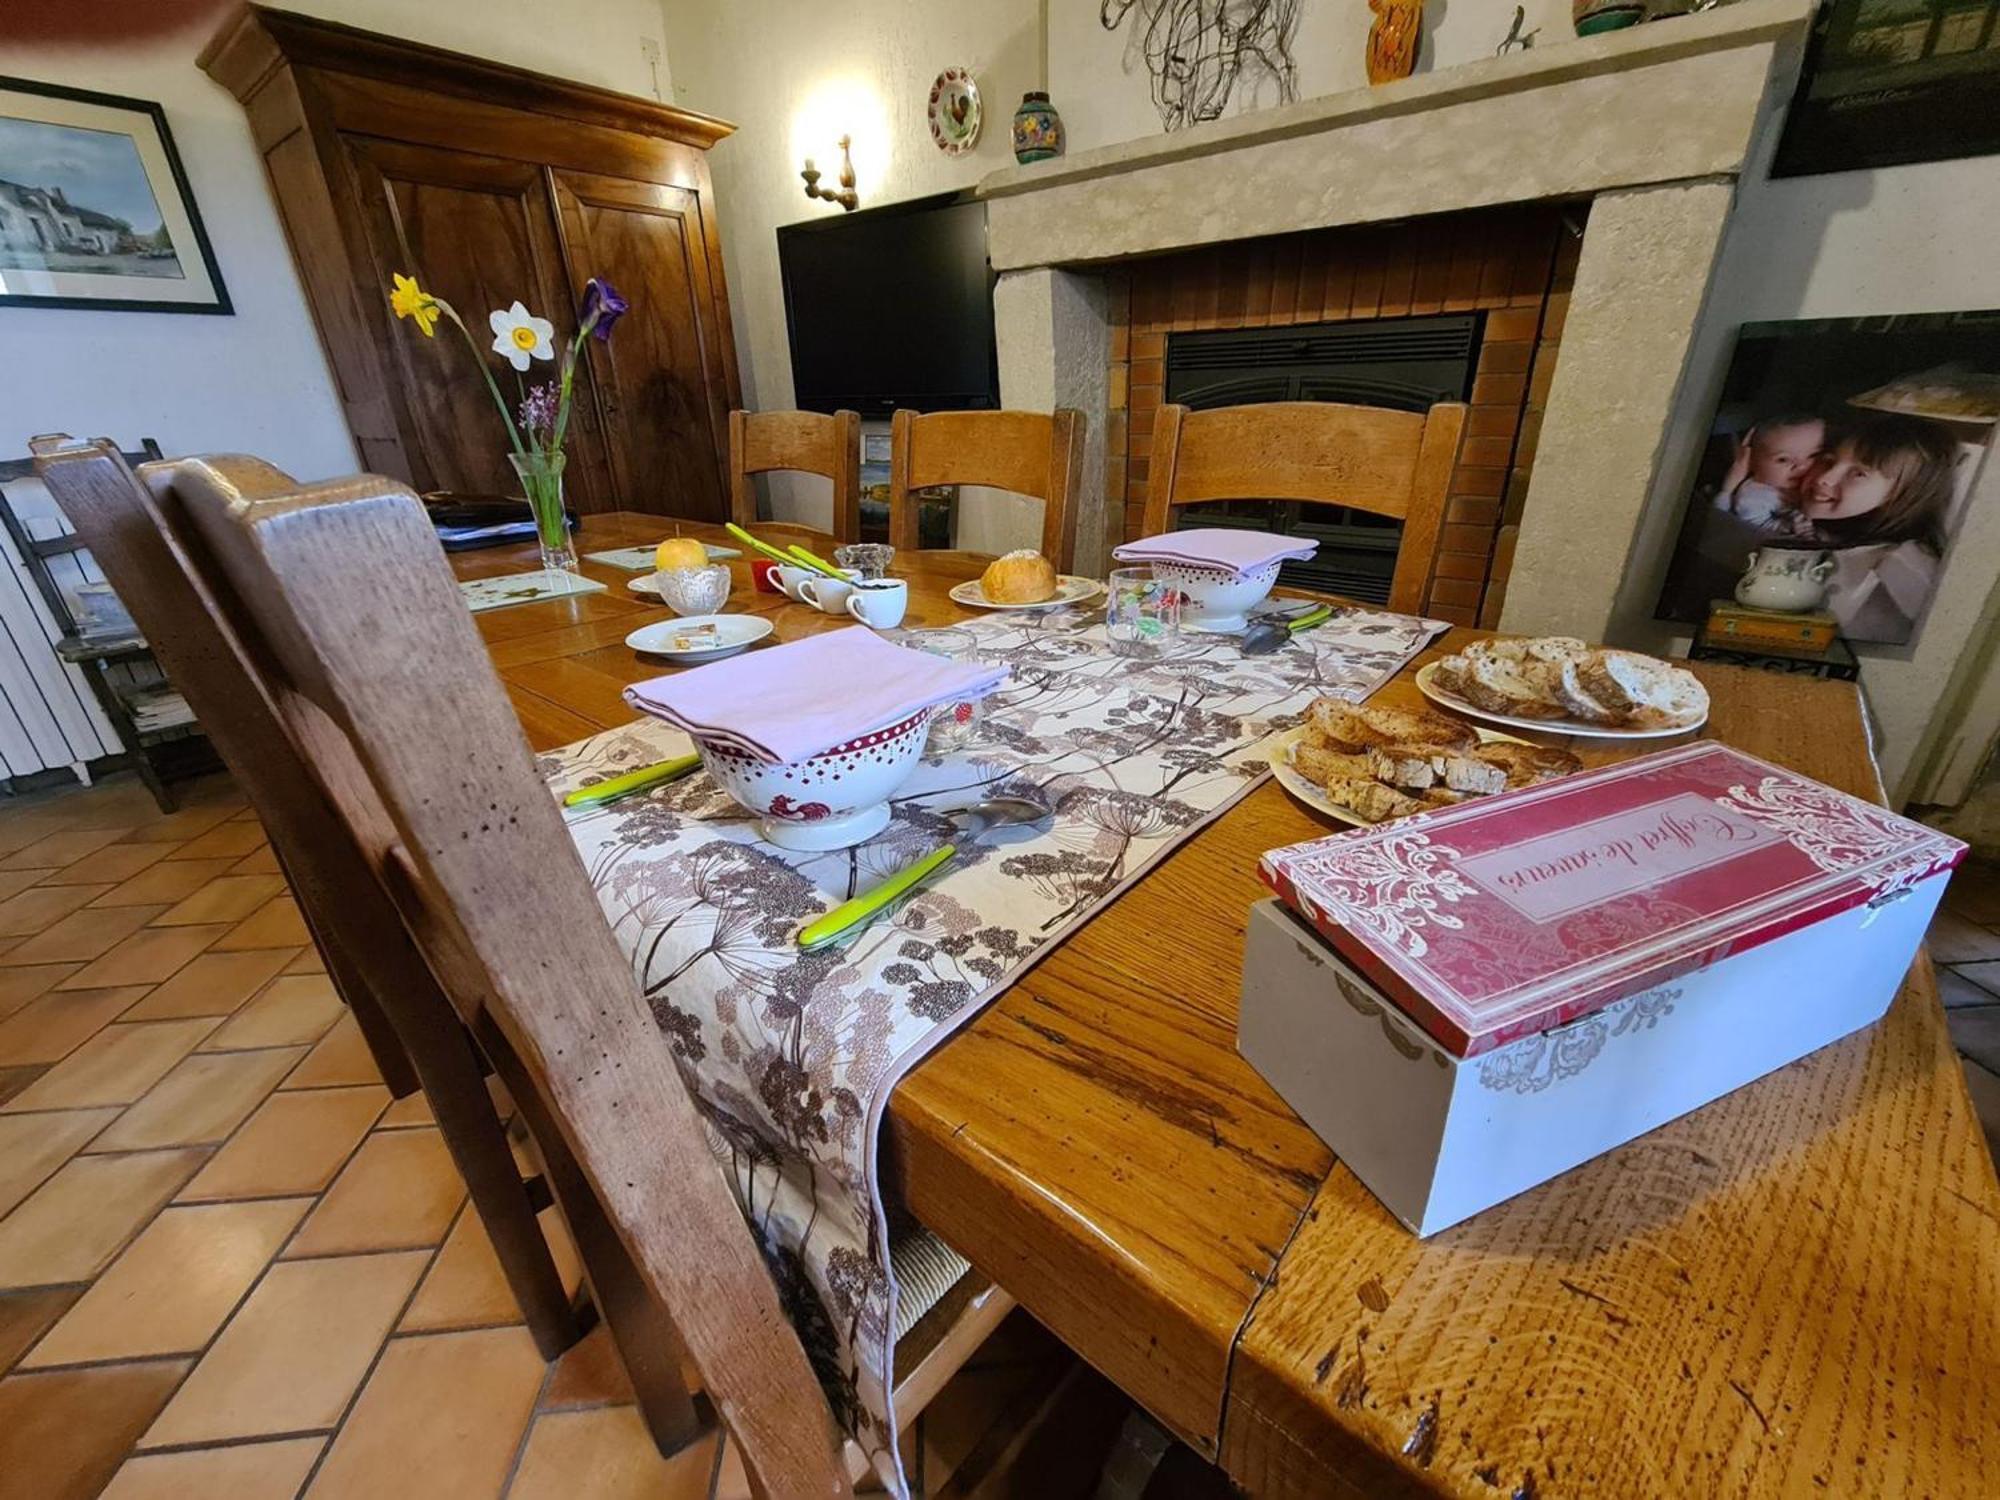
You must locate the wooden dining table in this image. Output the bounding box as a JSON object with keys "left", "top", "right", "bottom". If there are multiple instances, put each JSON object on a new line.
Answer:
{"left": 464, "top": 512, "right": 1998, "bottom": 1498}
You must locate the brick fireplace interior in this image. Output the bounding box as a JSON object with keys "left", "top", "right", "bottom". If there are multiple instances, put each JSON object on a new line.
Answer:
{"left": 1102, "top": 201, "right": 1584, "bottom": 628}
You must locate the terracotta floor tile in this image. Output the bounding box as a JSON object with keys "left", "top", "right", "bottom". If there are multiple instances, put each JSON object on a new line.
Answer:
{"left": 0, "top": 870, "right": 43, "bottom": 904}
{"left": 1, "top": 1019, "right": 217, "bottom": 1113}
{"left": 142, "top": 1251, "right": 428, "bottom": 1447}
{"left": 0, "top": 1067, "right": 44, "bottom": 1107}
{"left": 23, "top": 1199, "right": 311, "bottom": 1367}
{"left": 119, "top": 947, "right": 298, "bottom": 1022}
{"left": 0, "top": 1107, "right": 121, "bottom": 1219}
{"left": 540, "top": 1321, "right": 634, "bottom": 1411}
{"left": 89, "top": 1048, "right": 308, "bottom": 1153}
{"left": 302, "top": 1326, "right": 544, "bottom": 1500}
{"left": 0, "top": 963, "right": 82, "bottom": 1024}
{"left": 282, "top": 1014, "right": 383, "bottom": 1090}
{"left": 285, "top": 1127, "right": 464, "bottom": 1258}
{"left": 0, "top": 1287, "right": 80, "bottom": 1370}
{"left": 0, "top": 986, "right": 153, "bottom": 1067}
{"left": 119, "top": 802, "right": 239, "bottom": 845}
{"left": 0, "top": 883, "right": 116, "bottom": 939}
{"left": 100, "top": 1437, "right": 326, "bottom": 1500}
{"left": 4, "top": 903, "right": 165, "bottom": 967}
{"left": 0, "top": 1358, "right": 191, "bottom": 1500}
{"left": 1953, "top": 959, "right": 2000, "bottom": 997}
{"left": 508, "top": 1406, "right": 737, "bottom": 1500}
{"left": 57, "top": 922, "right": 230, "bottom": 991}
{"left": 177, "top": 1084, "right": 388, "bottom": 1202}
{"left": 0, "top": 826, "right": 130, "bottom": 872}
{"left": 163, "top": 821, "right": 266, "bottom": 863}
{"left": 154, "top": 874, "right": 288, "bottom": 929}
{"left": 1926, "top": 908, "right": 2000, "bottom": 964}
{"left": 402, "top": 1200, "right": 580, "bottom": 1338}
{"left": 89, "top": 858, "right": 238, "bottom": 909}
{"left": 1948, "top": 1002, "right": 2000, "bottom": 1075}
{"left": 0, "top": 1148, "right": 208, "bottom": 1288}
{"left": 378, "top": 1091, "right": 435, "bottom": 1128}
{"left": 212, "top": 896, "right": 310, "bottom": 953}
{"left": 42, "top": 842, "right": 172, "bottom": 889}
{"left": 284, "top": 945, "right": 327, "bottom": 974}
{"left": 231, "top": 843, "right": 283, "bottom": 877}
{"left": 1940, "top": 966, "right": 1997, "bottom": 1010}
{"left": 204, "top": 974, "right": 343, "bottom": 1052}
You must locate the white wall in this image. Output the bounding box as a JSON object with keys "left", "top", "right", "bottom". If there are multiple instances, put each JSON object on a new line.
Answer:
{"left": 0, "top": 0, "right": 672, "bottom": 481}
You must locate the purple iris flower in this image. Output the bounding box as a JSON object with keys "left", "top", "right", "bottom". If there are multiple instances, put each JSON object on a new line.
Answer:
{"left": 580, "top": 278, "right": 628, "bottom": 340}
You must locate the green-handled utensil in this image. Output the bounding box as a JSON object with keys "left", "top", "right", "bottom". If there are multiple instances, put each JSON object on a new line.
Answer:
{"left": 786, "top": 541, "right": 845, "bottom": 577}
{"left": 1241, "top": 603, "right": 1337, "bottom": 655}
{"left": 723, "top": 523, "right": 841, "bottom": 577}
{"left": 796, "top": 795, "right": 1051, "bottom": 951}
{"left": 561, "top": 753, "right": 700, "bottom": 809}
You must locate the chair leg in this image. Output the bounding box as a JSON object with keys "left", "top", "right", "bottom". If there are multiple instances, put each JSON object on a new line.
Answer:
{"left": 485, "top": 1021, "right": 705, "bottom": 1451}
{"left": 320, "top": 932, "right": 421, "bottom": 1099}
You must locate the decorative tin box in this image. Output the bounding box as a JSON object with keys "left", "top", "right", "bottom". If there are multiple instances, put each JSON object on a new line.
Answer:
{"left": 1242, "top": 741, "right": 1964, "bottom": 1236}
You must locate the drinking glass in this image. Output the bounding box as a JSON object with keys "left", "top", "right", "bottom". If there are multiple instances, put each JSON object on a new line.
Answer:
{"left": 897, "top": 625, "right": 983, "bottom": 751}
{"left": 834, "top": 542, "right": 896, "bottom": 580}
{"left": 1105, "top": 566, "right": 1181, "bottom": 659}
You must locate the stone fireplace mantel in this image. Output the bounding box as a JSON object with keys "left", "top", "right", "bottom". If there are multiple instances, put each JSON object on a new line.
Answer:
{"left": 981, "top": 0, "right": 1813, "bottom": 639}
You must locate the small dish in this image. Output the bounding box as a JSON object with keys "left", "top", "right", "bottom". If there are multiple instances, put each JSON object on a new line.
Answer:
{"left": 948, "top": 575, "right": 1103, "bottom": 611}
{"left": 624, "top": 614, "right": 773, "bottom": 664}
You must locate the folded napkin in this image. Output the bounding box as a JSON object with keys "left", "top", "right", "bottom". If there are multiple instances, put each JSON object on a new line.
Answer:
{"left": 624, "top": 626, "right": 1008, "bottom": 764}
{"left": 1113, "top": 528, "right": 1319, "bottom": 575}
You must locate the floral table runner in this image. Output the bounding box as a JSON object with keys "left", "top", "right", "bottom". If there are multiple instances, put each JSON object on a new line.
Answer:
{"left": 539, "top": 603, "right": 1444, "bottom": 1493}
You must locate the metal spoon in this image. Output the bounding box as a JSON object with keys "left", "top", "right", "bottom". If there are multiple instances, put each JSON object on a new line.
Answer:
{"left": 795, "top": 794, "right": 1052, "bottom": 951}
{"left": 1241, "top": 603, "right": 1337, "bottom": 655}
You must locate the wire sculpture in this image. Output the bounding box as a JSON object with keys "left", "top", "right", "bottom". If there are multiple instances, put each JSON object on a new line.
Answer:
{"left": 1100, "top": 0, "right": 1302, "bottom": 132}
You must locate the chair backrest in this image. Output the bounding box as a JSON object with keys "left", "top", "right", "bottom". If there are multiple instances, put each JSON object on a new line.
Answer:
{"left": 888, "top": 408, "right": 1083, "bottom": 570}
{"left": 1143, "top": 400, "right": 1467, "bottom": 616}
{"left": 32, "top": 440, "right": 853, "bottom": 1499}
{"left": 729, "top": 408, "right": 862, "bottom": 543}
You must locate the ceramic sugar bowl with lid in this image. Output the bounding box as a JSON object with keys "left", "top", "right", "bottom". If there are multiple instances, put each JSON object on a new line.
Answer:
{"left": 1735, "top": 547, "right": 1835, "bottom": 614}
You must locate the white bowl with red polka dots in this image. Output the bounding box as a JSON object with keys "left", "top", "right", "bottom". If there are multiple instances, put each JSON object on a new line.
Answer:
{"left": 694, "top": 707, "right": 937, "bottom": 851}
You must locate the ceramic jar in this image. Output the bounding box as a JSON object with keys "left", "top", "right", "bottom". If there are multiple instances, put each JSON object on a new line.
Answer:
{"left": 1574, "top": 0, "right": 1647, "bottom": 35}
{"left": 1734, "top": 548, "right": 1835, "bottom": 614}
{"left": 1011, "top": 92, "right": 1064, "bottom": 164}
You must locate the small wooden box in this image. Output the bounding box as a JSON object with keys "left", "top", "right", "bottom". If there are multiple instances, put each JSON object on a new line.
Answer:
{"left": 1704, "top": 600, "right": 1839, "bottom": 653}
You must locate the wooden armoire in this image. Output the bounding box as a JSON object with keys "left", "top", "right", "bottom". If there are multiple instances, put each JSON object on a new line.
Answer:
{"left": 201, "top": 6, "right": 741, "bottom": 520}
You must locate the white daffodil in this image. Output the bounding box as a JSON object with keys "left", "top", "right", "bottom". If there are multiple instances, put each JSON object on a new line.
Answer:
{"left": 489, "top": 302, "right": 555, "bottom": 371}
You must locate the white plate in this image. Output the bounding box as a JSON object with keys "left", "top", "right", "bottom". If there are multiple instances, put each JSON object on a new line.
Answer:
{"left": 1266, "top": 723, "right": 1529, "bottom": 829}
{"left": 948, "top": 575, "right": 1103, "bottom": 611}
{"left": 1413, "top": 661, "right": 1706, "bottom": 739}
{"left": 624, "top": 614, "right": 772, "bottom": 663}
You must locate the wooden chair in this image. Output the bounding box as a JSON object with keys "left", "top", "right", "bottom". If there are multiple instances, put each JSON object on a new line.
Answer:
{"left": 0, "top": 442, "right": 221, "bottom": 810}
{"left": 31, "top": 436, "right": 581, "bottom": 1366}
{"left": 729, "top": 408, "right": 862, "bottom": 544}
{"left": 888, "top": 409, "right": 1084, "bottom": 571}
{"left": 44, "top": 441, "right": 1015, "bottom": 1495}
{"left": 1142, "top": 400, "right": 1468, "bottom": 616}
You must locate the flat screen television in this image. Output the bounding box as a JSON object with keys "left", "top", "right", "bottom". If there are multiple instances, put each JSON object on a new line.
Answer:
{"left": 778, "top": 191, "right": 998, "bottom": 416}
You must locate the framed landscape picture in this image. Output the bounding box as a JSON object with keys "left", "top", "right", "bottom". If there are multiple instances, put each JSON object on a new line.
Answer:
{"left": 0, "top": 76, "right": 230, "bottom": 313}
{"left": 1772, "top": 1, "right": 2000, "bottom": 177}
{"left": 1654, "top": 311, "right": 2000, "bottom": 649}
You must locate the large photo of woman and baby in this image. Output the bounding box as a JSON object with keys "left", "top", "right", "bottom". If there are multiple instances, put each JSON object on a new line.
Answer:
{"left": 1655, "top": 311, "right": 2000, "bottom": 647}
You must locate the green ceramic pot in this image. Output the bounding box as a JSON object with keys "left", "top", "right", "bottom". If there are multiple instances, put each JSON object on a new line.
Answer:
{"left": 1011, "top": 92, "right": 1064, "bottom": 164}
{"left": 1574, "top": 0, "right": 1645, "bottom": 33}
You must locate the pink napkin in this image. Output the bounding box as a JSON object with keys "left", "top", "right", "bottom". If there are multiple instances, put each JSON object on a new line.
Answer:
{"left": 1113, "top": 528, "right": 1318, "bottom": 575}
{"left": 624, "top": 626, "right": 1008, "bottom": 764}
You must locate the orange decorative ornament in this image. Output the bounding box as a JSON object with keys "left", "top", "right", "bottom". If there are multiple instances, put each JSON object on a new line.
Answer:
{"left": 1366, "top": 0, "right": 1423, "bottom": 85}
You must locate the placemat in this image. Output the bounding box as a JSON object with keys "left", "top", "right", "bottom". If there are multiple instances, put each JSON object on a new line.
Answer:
{"left": 459, "top": 569, "right": 606, "bottom": 613}
{"left": 540, "top": 602, "right": 1444, "bottom": 1493}
{"left": 583, "top": 542, "right": 740, "bottom": 570}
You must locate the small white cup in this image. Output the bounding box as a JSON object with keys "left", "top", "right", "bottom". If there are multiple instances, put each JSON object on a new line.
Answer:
{"left": 797, "top": 569, "right": 861, "bottom": 615}
{"left": 844, "top": 578, "right": 908, "bottom": 629}
{"left": 773, "top": 563, "right": 817, "bottom": 602}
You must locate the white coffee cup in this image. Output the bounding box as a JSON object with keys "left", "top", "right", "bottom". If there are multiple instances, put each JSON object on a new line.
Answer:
{"left": 773, "top": 563, "right": 818, "bottom": 602}
{"left": 844, "top": 578, "right": 908, "bottom": 629}
{"left": 796, "top": 569, "right": 861, "bottom": 615}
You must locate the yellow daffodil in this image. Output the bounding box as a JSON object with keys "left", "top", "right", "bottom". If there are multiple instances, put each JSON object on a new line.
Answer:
{"left": 489, "top": 301, "right": 556, "bottom": 371}
{"left": 389, "top": 272, "right": 438, "bottom": 337}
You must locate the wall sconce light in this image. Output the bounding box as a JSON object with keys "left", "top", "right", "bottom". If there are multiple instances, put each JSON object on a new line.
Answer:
{"left": 801, "top": 135, "right": 859, "bottom": 211}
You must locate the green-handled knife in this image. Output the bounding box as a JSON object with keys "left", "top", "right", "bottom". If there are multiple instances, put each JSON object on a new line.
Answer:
{"left": 724, "top": 523, "right": 842, "bottom": 577}
{"left": 786, "top": 541, "right": 845, "bottom": 577}
{"left": 561, "top": 753, "right": 701, "bottom": 809}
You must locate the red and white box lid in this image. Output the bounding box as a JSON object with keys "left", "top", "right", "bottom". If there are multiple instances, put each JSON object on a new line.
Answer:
{"left": 1259, "top": 741, "right": 1965, "bottom": 1058}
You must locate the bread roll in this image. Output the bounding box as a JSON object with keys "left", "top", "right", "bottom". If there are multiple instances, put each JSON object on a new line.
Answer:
{"left": 981, "top": 550, "right": 1058, "bottom": 604}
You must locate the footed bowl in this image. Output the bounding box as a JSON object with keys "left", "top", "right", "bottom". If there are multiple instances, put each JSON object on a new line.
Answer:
{"left": 695, "top": 707, "right": 935, "bottom": 851}
{"left": 1152, "top": 558, "right": 1281, "bottom": 634}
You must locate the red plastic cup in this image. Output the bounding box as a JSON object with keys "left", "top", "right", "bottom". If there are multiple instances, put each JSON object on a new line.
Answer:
{"left": 751, "top": 558, "right": 783, "bottom": 593}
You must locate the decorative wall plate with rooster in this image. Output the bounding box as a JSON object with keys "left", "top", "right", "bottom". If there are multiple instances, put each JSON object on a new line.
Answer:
{"left": 927, "top": 67, "right": 982, "bottom": 154}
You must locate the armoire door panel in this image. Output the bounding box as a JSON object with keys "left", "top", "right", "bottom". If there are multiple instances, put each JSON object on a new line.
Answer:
{"left": 550, "top": 170, "right": 731, "bottom": 521}
{"left": 340, "top": 136, "right": 613, "bottom": 509}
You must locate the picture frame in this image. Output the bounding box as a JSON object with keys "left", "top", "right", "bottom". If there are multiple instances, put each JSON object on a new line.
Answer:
{"left": 0, "top": 76, "right": 231, "bottom": 314}
{"left": 1771, "top": 0, "right": 2000, "bottom": 178}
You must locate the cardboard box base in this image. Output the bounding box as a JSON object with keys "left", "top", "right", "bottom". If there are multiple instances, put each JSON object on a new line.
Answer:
{"left": 1237, "top": 881, "right": 1943, "bottom": 1237}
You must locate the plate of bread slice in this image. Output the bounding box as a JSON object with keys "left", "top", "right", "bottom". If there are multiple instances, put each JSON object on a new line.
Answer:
{"left": 950, "top": 549, "right": 1104, "bottom": 610}
{"left": 1416, "top": 637, "right": 1709, "bottom": 738}
{"left": 1269, "top": 698, "right": 1584, "bottom": 827}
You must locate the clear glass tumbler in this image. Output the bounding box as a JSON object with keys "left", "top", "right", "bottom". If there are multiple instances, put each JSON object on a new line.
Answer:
{"left": 898, "top": 625, "right": 983, "bottom": 752}
{"left": 834, "top": 542, "right": 896, "bottom": 580}
{"left": 1105, "top": 566, "right": 1181, "bottom": 659}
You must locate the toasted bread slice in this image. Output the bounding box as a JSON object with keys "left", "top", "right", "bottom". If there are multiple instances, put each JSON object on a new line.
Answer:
{"left": 1324, "top": 776, "right": 1424, "bottom": 824}
{"left": 1418, "top": 786, "right": 1469, "bottom": 810}
{"left": 1454, "top": 655, "right": 1568, "bottom": 720}
{"left": 1365, "top": 745, "right": 1438, "bottom": 791}
{"left": 1355, "top": 703, "right": 1479, "bottom": 752}
{"left": 1292, "top": 742, "right": 1377, "bottom": 786}
{"left": 1437, "top": 754, "right": 1509, "bottom": 795}
{"left": 1306, "top": 699, "right": 1377, "bottom": 752}
{"left": 1472, "top": 741, "right": 1584, "bottom": 789}
{"left": 1554, "top": 658, "right": 1623, "bottom": 725}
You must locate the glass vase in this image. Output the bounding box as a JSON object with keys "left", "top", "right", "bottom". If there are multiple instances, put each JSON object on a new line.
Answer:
{"left": 508, "top": 450, "right": 575, "bottom": 575}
